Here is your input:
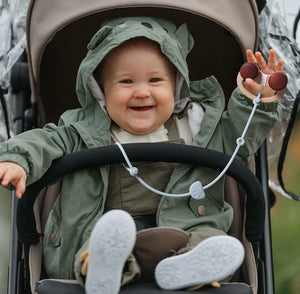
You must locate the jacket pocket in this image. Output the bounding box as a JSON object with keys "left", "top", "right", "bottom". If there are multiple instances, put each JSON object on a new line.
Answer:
{"left": 44, "top": 211, "right": 61, "bottom": 247}
{"left": 189, "top": 193, "right": 223, "bottom": 218}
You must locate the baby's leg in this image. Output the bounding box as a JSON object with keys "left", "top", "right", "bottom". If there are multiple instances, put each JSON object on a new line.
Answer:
{"left": 155, "top": 227, "right": 245, "bottom": 290}
{"left": 74, "top": 214, "right": 158, "bottom": 289}
{"left": 134, "top": 227, "right": 189, "bottom": 281}
{"left": 74, "top": 210, "right": 136, "bottom": 294}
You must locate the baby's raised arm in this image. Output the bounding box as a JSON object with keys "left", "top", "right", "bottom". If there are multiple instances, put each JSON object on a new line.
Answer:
{"left": 0, "top": 162, "right": 26, "bottom": 199}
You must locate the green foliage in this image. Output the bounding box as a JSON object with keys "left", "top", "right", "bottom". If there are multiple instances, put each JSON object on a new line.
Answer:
{"left": 272, "top": 196, "right": 300, "bottom": 294}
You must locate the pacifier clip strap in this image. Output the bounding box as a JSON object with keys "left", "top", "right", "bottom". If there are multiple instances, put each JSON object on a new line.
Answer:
{"left": 115, "top": 95, "right": 261, "bottom": 200}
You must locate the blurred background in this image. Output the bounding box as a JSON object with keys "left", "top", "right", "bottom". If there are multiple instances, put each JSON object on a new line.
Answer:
{"left": 0, "top": 0, "right": 299, "bottom": 293}
{"left": 269, "top": 1, "right": 300, "bottom": 294}
{"left": 271, "top": 118, "right": 300, "bottom": 294}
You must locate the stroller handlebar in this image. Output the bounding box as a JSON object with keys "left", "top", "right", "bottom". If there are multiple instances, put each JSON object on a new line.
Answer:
{"left": 16, "top": 143, "right": 265, "bottom": 244}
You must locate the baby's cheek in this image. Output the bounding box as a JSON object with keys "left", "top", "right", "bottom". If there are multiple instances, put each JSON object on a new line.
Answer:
{"left": 163, "top": 99, "right": 175, "bottom": 113}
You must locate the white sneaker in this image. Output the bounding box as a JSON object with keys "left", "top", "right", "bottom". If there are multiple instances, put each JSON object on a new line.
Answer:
{"left": 85, "top": 210, "right": 136, "bottom": 294}
{"left": 155, "top": 235, "right": 245, "bottom": 290}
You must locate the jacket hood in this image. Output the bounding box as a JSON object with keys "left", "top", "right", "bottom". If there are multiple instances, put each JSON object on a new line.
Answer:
{"left": 76, "top": 16, "right": 194, "bottom": 111}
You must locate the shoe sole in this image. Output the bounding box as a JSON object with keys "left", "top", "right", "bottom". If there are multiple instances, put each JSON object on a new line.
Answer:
{"left": 85, "top": 210, "right": 136, "bottom": 294}
{"left": 155, "top": 235, "right": 245, "bottom": 290}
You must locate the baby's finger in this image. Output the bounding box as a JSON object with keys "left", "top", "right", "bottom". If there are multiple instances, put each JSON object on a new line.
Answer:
{"left": 246, "top": 49, "right": 256, "bottom": 63}
{"left": 245, "top": 78, "right": 261, "bottom": 95}
{"left": 267, "top": 49, "right": 277, "bottom": 70}
{"left": 1, "top": 171, "right": 12, "bottom": 187}
{"left": 14, "top": 178, "right": 26, "bottom": 199}
{"left": 276, "top": 58, "right": 284, "bottom": 72}
{"left": 255, "top": 52, "right": 267, "bottom": 69}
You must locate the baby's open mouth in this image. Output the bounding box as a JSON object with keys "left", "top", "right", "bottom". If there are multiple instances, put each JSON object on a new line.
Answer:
{"left": 130, "top": 106, "right": 153, "bottom": 111}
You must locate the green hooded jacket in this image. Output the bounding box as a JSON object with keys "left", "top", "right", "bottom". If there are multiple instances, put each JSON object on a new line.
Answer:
{"left": 0, "top": 17, "right": 280, "bottom": 278}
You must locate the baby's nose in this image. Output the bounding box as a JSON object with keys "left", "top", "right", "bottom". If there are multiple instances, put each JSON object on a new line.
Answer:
{"left": 133, "top": 84, "right": 150, "bottom": 98}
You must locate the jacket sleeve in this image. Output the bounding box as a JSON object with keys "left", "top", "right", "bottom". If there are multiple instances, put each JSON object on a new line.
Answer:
{"left": 0, "top": 122, "right": 80, "bottom": 185}
{"left": 221, "top": 87, "right": 281, "bottom": 163}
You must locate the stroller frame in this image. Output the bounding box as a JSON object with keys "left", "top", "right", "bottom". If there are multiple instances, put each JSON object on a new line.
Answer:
{"left": 7, "top": 0, "right": 275, "bottom": 293}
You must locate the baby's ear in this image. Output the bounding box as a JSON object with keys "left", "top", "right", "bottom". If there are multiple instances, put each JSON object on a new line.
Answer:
{"left": 87, "top": 25, "right": 113, "bottom": 50}
{"left": 174, "top": 23, "right": 194, "bottom": 58}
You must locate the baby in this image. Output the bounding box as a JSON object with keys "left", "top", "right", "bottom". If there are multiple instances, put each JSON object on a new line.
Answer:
{"left": 0, "top": 17, "right": 283, "bottom": 293}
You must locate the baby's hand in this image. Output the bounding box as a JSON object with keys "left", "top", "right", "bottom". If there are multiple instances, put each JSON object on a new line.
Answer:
{"left": 245, "top": 49, "right": 284, "bottom": 97}
{"left": 0, "top": 162, "right": 26, "bottom": 199}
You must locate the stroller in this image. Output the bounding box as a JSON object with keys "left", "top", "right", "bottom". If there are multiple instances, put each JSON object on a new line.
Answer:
{"left": 6, "top": 0, "right": 277, "bottom": 293}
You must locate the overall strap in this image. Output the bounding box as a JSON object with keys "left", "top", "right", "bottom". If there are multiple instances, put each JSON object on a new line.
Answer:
{"left": 164, "top": 115, "right": 180, "bottom": 141}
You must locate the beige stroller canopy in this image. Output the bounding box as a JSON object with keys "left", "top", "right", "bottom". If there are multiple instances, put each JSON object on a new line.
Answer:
{"left": 26, "top": 0, "right": 259, "bottom": 124}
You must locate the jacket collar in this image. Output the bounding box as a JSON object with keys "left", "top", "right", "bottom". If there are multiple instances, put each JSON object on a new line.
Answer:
{"left": 190, "top": 76, "right": 225, "bottom": 148}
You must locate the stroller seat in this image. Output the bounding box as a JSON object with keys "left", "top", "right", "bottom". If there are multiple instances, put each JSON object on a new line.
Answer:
{"left": 18, "top": 144, "right": 262, "bottom": 293}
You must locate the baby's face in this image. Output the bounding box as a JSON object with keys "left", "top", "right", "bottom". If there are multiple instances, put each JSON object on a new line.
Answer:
{"left": 100, "top": 40, "right": 176, "bottom": 135}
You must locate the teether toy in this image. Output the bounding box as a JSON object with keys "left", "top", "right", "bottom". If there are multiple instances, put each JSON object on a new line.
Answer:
{"left": 237, "top": 62, "right": 287, "bottom": 103}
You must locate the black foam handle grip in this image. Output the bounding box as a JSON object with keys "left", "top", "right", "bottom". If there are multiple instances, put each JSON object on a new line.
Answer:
{"left": 17, "top": 143, "right": 265, "bottom": 244}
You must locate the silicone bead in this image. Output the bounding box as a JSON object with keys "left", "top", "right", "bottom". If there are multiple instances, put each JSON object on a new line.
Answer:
{"left": 189, "top": 181, "right": 205, "bottom": 200}
{"left": 240, "top": 62, "right": 260, "bottom": 80}
{"left": 268, "top": 72, "right": 288, "bottom": 91}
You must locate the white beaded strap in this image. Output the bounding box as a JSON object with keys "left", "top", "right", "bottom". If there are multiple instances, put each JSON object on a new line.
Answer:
{"left": 116, "top": 94, "right": 261, "bottom": 200}
{"left": 115, "top": 141, "right": 205, "bottom": 200}
{"left": 203, "top": 94, "right": 261, "bottom": 189}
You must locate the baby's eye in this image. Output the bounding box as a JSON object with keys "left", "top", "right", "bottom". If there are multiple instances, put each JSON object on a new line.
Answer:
{"left": 149, "top": 78, "right": 161, "bottom": 83}
{"left": 120, "top": 79, "right": 133, "bottom": 84}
